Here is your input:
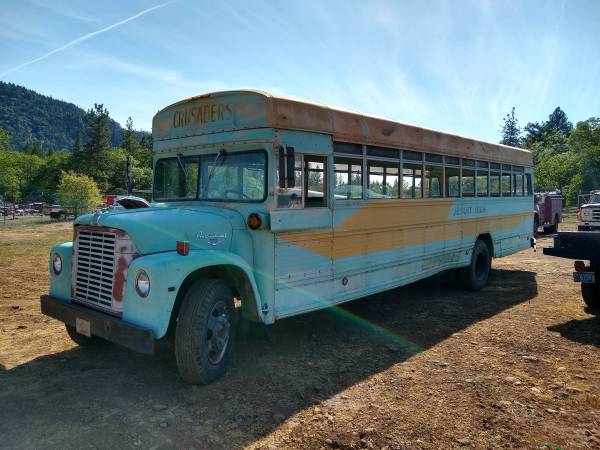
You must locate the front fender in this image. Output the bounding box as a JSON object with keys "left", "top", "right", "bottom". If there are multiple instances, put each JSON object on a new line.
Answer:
{"left": 123, "top": 250, "right": 264, "bottom": 338}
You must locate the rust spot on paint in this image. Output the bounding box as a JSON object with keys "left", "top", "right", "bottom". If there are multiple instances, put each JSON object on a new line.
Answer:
{"left": 382, "top": 125, "right": 396, "bottom": 136}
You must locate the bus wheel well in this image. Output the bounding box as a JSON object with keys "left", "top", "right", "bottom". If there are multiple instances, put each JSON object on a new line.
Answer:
{"left": 477, "top": 233, "right": 494, "bottom": 258}
{"left": 167, "top": 265, "right": 260, "bottom": 336}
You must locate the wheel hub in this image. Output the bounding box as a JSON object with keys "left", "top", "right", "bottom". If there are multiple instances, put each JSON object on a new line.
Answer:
{"left": 206, "top": 301, "right": 230, "bottom": 365}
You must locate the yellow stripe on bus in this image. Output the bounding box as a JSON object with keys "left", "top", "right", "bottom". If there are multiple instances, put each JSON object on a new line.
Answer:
{"left": 279, "top": 203, "right": 531, "bottom": 260}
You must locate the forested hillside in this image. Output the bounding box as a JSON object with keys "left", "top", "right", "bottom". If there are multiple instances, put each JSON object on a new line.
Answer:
{"left": 0, "top": 81, "right": 148, "bottom": 151}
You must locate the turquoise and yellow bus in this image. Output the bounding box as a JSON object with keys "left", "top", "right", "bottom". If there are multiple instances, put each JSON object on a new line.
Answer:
{"left": 42, "top": 90, "right": 533, "bottom": 384}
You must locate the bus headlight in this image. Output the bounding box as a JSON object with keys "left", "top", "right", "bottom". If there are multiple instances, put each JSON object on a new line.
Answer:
{"left": 135, "top": 270, "right": 151, "bottom": 298}
{"left": 52, "top": 253, "right": 62, "bottom": 275}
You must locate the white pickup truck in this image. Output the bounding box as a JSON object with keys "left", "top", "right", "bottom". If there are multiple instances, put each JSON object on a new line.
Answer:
{"left": 577, "top": 190, "right": 600, "bottom": 231}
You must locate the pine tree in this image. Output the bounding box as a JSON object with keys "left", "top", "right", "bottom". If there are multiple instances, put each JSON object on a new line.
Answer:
{"left": 546, "top": 107, "right": 573, "bottom": 136}
{"left": 121, "top": 116, "right": 140, "bottom": 157}
{"left": 500, "top": 107, "right": 521, "bottom": 147}
{"left": 0, "top": 127, "right": 11, "bottom": 151}
{"left": 81, "top": 103, "right": 113, "bottom": 191}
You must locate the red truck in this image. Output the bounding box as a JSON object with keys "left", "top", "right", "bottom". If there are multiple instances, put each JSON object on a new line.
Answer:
{"left": 533, "top": 191, "right": 563, "bottom": 235}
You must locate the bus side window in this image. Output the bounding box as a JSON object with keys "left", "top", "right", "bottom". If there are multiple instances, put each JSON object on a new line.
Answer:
{"left": 490, "top": 162, "right": 501, "bottom": 196}
{"left": 501, "top": 165, "right": 512, "bottom": 196}
{"left": 476, "top": 161, "right": 489, "bottom": 197}
{"left": 526, "top": 174, "right": 533, "bottom": 196}
{"left": 445, "top": 166, "right": 460, "bottom": 197}
{"left": 334, "top": 157, "right": 363, "bottom": 200}
{"left": 277, "top": 153, "right": 303, "bottom": 208}
{"left": 304, "top": 156, "right": 327, "bottom": 208}
{"left": 461, "top": 160, "right": 475, "bottom": 197}
{"left": 368, "top": 161, "right": 399, "bottom": 198}
{"left": 424, "top": 165, "right": 442, "bottom": 198}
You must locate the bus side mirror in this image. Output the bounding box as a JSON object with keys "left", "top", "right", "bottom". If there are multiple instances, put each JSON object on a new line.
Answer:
{"left": 278, "top": 145, "right": 296, "bottom": 188}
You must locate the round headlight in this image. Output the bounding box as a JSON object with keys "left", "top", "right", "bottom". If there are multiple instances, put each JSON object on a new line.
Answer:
{"left": 135, "top": 270, "right": 151, "bottom": 298}
{"left": 52, "top": 253, "right": 62, "bottom": 275}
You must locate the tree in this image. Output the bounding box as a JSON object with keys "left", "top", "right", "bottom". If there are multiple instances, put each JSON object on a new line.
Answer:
{"left": 56, "top": 171, "right": 102, "bottom": 216}
{"left": 72, "top": 130, "right": 84, "bottom": 153}
{"left": 547, "top": 107, "right": 573, "bottom": 136}
{"left": 75, "top": 103, "right": 113, "bottom": 191}
{"left": 121, "top": 117, "right": 140, "bottom": 157}
{"left": 0, "top": 127, "right": 11, "bottom": 151}
{"left": 500, "top": 107, "right": 521, "bottom": 147}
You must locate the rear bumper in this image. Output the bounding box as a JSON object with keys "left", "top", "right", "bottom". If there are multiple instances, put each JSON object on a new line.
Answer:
{"left": 40, "top": 295, "right": 155, "bottom": 354}
{"left": 543, "top": 231, "right": 600, "bottom": 261}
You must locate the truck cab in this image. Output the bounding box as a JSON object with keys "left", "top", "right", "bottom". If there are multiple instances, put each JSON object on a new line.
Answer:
{"left": 577, "top": 190, "right": 600, "bottom": 231}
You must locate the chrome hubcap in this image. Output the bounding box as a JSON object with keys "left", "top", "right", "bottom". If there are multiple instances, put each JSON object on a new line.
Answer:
{"left": 206, "top": 300, "right": 230, "bottom": 365}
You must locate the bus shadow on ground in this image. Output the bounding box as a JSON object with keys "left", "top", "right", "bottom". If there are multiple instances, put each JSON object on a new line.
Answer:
{"left": 0, "top": 268, "right": 537, "bottom": 449}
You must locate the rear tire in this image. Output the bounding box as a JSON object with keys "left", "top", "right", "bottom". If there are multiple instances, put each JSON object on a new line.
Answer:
{"left": 175, "top": 279, "right": 236, "bottom": 384}
{"left": 65, "top": 324, "right": 108, "bottom": 349}
{"left": 581, "top": 282, "right": 600, "bottom": 310}
{"left": 459, "top": 239, "right": 491, "bottom": 291}
{"left": 545, "top": 215, "right": 559, "bottom": 234}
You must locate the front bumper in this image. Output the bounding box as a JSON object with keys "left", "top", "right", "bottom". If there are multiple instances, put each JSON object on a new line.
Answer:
{"left": 40, "top": 295, "right": 155, "bottom": 354}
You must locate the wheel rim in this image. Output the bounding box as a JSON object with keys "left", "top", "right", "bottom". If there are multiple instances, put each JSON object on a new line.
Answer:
{"left": 475, "top": 251, "right": 488, "bottom": 281}
{"left": 206, "top": 300, "right": 231, "bottom": 365}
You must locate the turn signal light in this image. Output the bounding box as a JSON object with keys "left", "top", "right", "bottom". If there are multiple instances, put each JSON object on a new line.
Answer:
{"left": 247, "top": 213, "right": 262, "bottom": 230}
{"left": 574, "top": 260, "right": 586, "bottom": 272}
{"left": 176, "top": 240, "right": 190, "bottom": 256}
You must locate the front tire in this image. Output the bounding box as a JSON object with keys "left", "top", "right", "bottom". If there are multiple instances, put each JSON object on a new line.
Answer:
{"left": 65, "top": 324, "right": 108, "bottom": 349}
{"left": 175, "top": 279, "right": 235, "bottom": 384}
{"left": 581, "top": 282, "right": 600, "bottom": 310}
{"left": 459, "top": 239, "right": 491, "bottom": 291}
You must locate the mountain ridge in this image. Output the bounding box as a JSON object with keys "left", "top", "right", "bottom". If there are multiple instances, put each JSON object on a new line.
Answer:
{"left": 0, "top": 81, "right": 149, "bottom": 151}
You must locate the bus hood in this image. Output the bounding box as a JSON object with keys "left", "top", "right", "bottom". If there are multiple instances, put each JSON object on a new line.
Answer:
{"left": 74, "top": 205, "right": 246, "bottom": 255}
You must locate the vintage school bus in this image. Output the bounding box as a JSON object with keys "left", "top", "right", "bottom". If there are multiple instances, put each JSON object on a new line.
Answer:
{"left": 41, "top": 90, "right": 534, "bottom": 384}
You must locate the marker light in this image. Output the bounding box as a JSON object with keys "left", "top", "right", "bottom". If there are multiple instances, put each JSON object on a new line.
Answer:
{"left": 52, "top": 253, "right": 62, "bottom": 275}
{"left": 574, "top": 261, "right": 586, "bottom": 273}
{"left": 247, "top": 213, "right": 262, "bottom": 230}
{"left": 176, "top": 240, "right": 190, "bottom": 256}
{"left": 135, "top": 270, "right": 151, "bottom": 298}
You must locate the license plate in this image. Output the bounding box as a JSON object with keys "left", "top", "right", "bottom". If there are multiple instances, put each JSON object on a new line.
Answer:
{"left": 573, "top": 272, "right": 595, "bottom": 283}
{"left": 75, "top": 318, "right": 91, "bottom": 337}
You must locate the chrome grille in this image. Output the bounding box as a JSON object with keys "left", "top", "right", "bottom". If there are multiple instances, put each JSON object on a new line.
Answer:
{"left": 73, "top": 230, "right": 116, "bottom": 311}
{"left": 592, "top": 208, "right": 600, "bottom": 221}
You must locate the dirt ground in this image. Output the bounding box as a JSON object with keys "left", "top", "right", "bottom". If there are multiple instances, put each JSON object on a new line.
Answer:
{"left": 1, "top": 222, "right": 599, "bottom": 450}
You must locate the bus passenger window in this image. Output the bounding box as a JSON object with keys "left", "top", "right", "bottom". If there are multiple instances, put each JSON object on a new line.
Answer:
{"left": 277, "top": 154, "right": 303, "bottom": 208}
{"left": 490, "top": 172, "right": 500, "bottom": 196}
{"left": 304, "top": 156, "right": 327, "bottom": 207}
{"left": 334, "top": 157, "right": 362, "bottom": 200}
{"left": 476, "top": 161, "right": 489, "bottom": 197}
{"left": 424, "top": 165, "right": 442, "bottom": 198}
{"left": 401, "top": 163, "right": 422, "bottom": 198}
{"left": 501, "top": 173, "right": 512, "bottom": 196}
{"left": 445, "top": 166, "right": 460, "bottom": 197}
{"left": 525, "top": 174, "right": 532, "bottom": 196}
{"left": 462, "top": 167, "right": 475, "bottom": 197}
{"left": 476, "top": 173, "right": 488, "bottom": 196}
{"left": 514, "top": 173, "right": 524, "bottom": 196}
{"left": 368, "top": 162, "right": 399, "bottom": 198}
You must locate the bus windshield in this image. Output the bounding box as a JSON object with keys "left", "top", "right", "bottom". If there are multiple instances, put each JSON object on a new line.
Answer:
{"left": 153, "top": 150, "right": 267, "bottom": 202}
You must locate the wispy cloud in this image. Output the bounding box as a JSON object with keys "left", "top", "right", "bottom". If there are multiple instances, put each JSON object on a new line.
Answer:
{"left": 0, "top": 0, "right": 176, "bottom": 79}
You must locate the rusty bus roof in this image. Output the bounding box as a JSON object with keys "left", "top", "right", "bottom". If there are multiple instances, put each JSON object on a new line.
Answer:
{"left": 153, "top": 90, "right": 532, "bottom": 166}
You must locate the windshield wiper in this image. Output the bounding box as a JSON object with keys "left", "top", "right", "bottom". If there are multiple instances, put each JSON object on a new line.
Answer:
{"left": 176, "top": 152, "right": 188, "bottom": 181}
{"left": 202, "top": 149, "right": 227, "bottom": 197}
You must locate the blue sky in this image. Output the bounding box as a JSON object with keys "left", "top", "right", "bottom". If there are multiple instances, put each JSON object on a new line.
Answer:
{"left": 1, "top": 0, "right": 599, "bottom": 142}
